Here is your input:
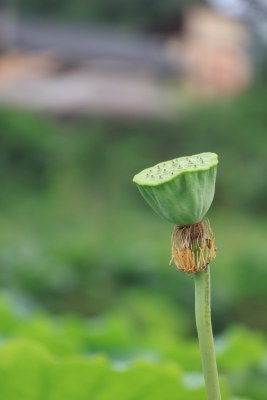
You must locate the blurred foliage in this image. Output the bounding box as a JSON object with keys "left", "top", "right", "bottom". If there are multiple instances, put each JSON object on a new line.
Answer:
{"left": 0, "top": 294, "right": 264, "bottom": 399}
{"left": 0, "top": 340, "right": 214, "bottom": 400}
{"left": 19, "top": 0, "right": 203, "bottom": 31}
{"left": 0, "top": 87, "right": 266, "bottom": 331}
{"left": 0, "top": 86, "right": 266, "bottom": 398}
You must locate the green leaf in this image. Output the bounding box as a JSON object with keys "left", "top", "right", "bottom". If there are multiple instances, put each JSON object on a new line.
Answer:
{"left": 48, "top": 356, "right": 109, "bottom": 400}
{"left": 0, "top": 340, "right": 52, "bottom": 400}
{"left": 216, "top": 326, "right": 266, "bottom": 371}
{"left": 14, "top": 315, "right": 83, "bottom": 356}
{"left": 0, "top": 340, "right": 229, "bottom": 400}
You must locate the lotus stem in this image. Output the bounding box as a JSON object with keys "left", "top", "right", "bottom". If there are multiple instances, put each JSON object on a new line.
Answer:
{"left": 194, "top": 267, "right": 221, "bottom": 400}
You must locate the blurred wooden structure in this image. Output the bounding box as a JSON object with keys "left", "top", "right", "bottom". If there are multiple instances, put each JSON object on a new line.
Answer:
{"left": 0, "top": 7, "right": 253, "bottom": 116}
{"left": 0, "top": 0, "right": 16, "bottom": 52}
{"left": 0, "top": 19, "right": 177, "bottom": 117}
{"left": 183, "top": 7, "right": 252, "bottom": 96}
{"left": 0, "top": 55, "right": 171, "bottom": 118}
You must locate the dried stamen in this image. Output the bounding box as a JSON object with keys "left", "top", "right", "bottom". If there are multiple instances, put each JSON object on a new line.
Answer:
{"left": 169, "top": 218, "right": 216, "bottom": 274}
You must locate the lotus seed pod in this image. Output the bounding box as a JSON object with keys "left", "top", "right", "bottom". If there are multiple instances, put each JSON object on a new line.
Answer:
{"left": 133, "top": 152, "right": 218, "bottom": 226}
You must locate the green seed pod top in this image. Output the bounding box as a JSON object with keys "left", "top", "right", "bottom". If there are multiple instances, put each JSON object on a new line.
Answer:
{"left": 133, "top": 152, "right": 218, "bottom": 225}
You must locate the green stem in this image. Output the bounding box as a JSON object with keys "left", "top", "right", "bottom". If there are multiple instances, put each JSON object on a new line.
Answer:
{"left": 194, "top": 267, "right": 221, "bottom": 400}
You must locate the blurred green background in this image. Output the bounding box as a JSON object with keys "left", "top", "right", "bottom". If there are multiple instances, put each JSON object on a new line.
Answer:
{"left": 0, "top": 0, "right": 267, "bottom": 399}
{"left": 0, "top": 85, "right": 267, "bottom": 399}
{"left": 0, "top": 86, "right": 267, "bottom": 325}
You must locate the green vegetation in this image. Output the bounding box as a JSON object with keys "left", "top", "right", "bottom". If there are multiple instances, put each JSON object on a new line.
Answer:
{"left": 0, "top": 87, "right": 267, "bottom": 322}
{"left": 0, "top": 294, "right": 265, "bottom": 399}
{"left": 0, "top": 85, "right": 267, "bottom": 398}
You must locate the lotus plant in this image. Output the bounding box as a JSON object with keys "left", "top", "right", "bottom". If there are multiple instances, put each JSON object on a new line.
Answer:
{"left": 133, "top": 152, "right": 221, "bottom": 400}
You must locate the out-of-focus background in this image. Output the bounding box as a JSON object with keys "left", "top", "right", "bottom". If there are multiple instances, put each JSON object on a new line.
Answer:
{"left": 0, "top": 0, "right": 267, "bottom": 399}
